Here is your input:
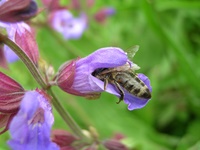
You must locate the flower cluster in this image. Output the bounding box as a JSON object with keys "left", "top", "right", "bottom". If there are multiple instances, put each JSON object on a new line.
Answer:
{"left": 0, "top": 0, "right": 152, "bottom": 149}
{"left": 42, "top": 0, "right": 115, "bottom": 40}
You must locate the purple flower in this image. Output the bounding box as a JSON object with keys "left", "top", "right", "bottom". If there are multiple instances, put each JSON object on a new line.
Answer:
{"left": 3, "top": 45, "right": 19, "bottom": 63}
{"left": 51, "top": 129, "right": 78, "bottom": 149}
{"left": 7, "top": 90, "right": 59, "bottom": 150}
{"left": 56, "top": 47, "right": 152, "bottom": 110}
{"left": 0, "top": 0, "right": 6, "bottom": 6}
{"left": 50, "top": 9, "right": 87, "bottom": 40}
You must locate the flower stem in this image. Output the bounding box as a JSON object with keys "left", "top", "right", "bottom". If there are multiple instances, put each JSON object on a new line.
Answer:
{"left": 0, "top": 33, "right": 47, "bottom": 88}
{"left": 48, "top": 88, "right": 90, "bottom": 141}
{"left": 0, "top": 32, "right": 90, "bottom": 142}
{"left": 45, "top": 24, "right": 84, "bottom": 57}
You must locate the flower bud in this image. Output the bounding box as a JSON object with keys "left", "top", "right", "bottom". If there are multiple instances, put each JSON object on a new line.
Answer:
{"left": 15, "top": 25, "right": 39, "bottom": 65}
{"left": 51, "top": 129, "right": 78, "bottom": 148}
{"left": 0, "top": 72, "right": 25, "bottom": 134}
{"left": 103, "top": 139, "right": 129, "bottom": 150}
{"left": 0, "top": 0, "right": 38, "bottom": 23}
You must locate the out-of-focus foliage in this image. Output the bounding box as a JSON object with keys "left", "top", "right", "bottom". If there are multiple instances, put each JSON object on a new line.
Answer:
{"left": 1, "top": 0, "right": 200, "bottom": 149}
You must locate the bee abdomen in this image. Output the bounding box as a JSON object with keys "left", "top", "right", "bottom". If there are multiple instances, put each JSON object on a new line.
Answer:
{"left": 115, "top": 72, "right": 151, "bottom": 99}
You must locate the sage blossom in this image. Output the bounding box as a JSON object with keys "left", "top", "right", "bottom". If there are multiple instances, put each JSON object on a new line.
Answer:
{"left": 49, "top": 9, "right": 87, "bottom": 40}
{"left": 56, "top": 47, "right": 152, "bottom": 110}
{"left": 7, "top": 90, "right": 59, "bottom": 150}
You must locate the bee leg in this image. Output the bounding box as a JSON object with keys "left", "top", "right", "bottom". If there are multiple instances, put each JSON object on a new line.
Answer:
{"left": 114, "top": 81, "right": 125, "bottom": 104}
{"left": 104, "top": 79, "right": 108, "bottom": 90}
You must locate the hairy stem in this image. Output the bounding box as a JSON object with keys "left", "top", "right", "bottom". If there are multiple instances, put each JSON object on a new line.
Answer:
{"left": 45, "top": 24, "right": 84, "bottom": 57}
{"left": 0, "top": 33, "right": 47, "bottom": 88}
{"left": 48, "top": 88, "right": 90, "bottom": 141}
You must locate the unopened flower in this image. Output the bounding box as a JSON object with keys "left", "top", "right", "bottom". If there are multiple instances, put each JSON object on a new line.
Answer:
{"left": 56, "top": 47, "right": 152, "bottom": 110}
{"left": 7, "top": 90, "right": 59, "bottom": 150}
{"left": 103, "top": 139, "right": 129, "bottom": 150}
{"left": 52, "top": 129, "right": 78, "bottom": 150}
{"left": 49, "top": 9, "right": 87, "bottom": 40}
{"left": 0, "top": 72, "right": 25, "bottom": 134}
{"left": 94, "top": 7, "right": 115, "bottom": 24}
{"left": 0, "top": 0, "right": 38, "bottom": 23}
{"left": 0, "top": 22, "right": 39, "bottom": 65}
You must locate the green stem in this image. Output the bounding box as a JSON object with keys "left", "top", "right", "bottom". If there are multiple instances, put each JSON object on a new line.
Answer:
{"left": 0, "top": 32, "right": 89, "bottom": 141}
{"left": 48, "top": 88, "right": 89, "bottom": 141}
{"left": 44, "top": 24, "right": 84, "bottom": 57}
{"left": 0, "top": 33, "right": 47, "bottom": 88}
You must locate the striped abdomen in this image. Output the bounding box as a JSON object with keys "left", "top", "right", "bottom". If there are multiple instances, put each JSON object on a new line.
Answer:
{"left": 113, "top": 72, "right": 151, "bottom": 99}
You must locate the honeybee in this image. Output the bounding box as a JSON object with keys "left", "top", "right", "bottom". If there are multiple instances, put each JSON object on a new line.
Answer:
{"left": 92, "top": 46, "right": 151, "bottom": 104}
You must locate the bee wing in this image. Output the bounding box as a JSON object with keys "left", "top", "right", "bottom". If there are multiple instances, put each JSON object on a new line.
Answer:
{"left": 126, "top": 45, "right": 139, "bottom": 60}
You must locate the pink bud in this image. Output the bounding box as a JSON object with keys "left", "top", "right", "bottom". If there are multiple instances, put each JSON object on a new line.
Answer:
{"left": 0, "top": 0, "right": 38, "bottom": 23}
{"left": 15, "top": 28, "right": 39, "bottom": 65}
{"left": 112, "top": 133, "right": 126, "bottom": 141}
{"left": 0, "top": 72, "right": 25, "bottom": 113}
{"left": 103, "top": 139, "right": 129, "bottom": 150}
{"left": 52, "top": 129, "right": 78, "bottom": 149}
{"left": 0, "top": 72, "right": 25, "bottom": 134}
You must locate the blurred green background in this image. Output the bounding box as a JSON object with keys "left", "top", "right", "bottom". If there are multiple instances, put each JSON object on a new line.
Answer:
{"left": 1, "top": 0, "right": 200, "bottom": 149}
